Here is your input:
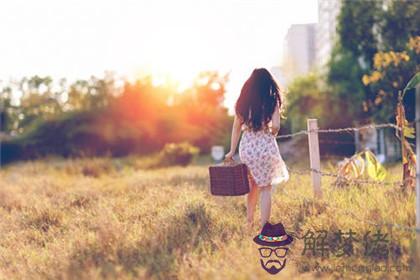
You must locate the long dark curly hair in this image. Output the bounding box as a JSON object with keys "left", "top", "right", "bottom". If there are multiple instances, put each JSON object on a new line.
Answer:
{"left": 235, "top": 68, "right": 282, "bottom": 131}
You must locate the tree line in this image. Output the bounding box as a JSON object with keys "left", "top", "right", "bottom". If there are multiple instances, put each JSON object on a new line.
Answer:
{"left": 0, "top": 71, "right": 231, "bottom": 164}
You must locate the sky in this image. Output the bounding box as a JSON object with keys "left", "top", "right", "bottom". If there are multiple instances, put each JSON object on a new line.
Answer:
{"left": 0, "top": 0, "right": 318, "bottom": 113}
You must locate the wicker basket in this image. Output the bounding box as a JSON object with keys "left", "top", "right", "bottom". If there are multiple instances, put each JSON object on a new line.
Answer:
{"left": 208, "top": 158, "right": 250, "bottom": 196}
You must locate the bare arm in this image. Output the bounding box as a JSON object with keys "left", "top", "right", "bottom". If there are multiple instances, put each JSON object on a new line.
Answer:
{"left": 271, "top": 101, "right": 280, "bottom": 136}
{"left": 225, "top": 114, "right": 243, "bottom": 159}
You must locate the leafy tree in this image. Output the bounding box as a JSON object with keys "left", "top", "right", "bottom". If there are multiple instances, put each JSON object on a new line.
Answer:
{"left": 380, "top": 0, "right": 420, "bottom": 51}
{"left": 0, "top": 86, "right": 17, "bottom": 133}
{"left": 284, "top": 71, "right": 357, "bottom": 156}
{"left": 337, "top": 0, "right": 381, "bottom": 69}
{"left": 329, "top": 0, "right": 419, "bottom": 122}
{"left": 67, "top": 74, "right": 116, "bottom": 111}
{"left": 362, "top": 36, "right": 419, "bottom": 120}
{"left": 327, "top": 43, "right": 367, "bottom": 123}
{"left": 359, "top": 1, "right": 419, "bottom": 121}
{"left": 285, "top": 73, "right": 325, "bottom": 132}
{"left": 327, "top": 0, "right": 382, "bottom": 124}
{"left": 17, "top": 76, "right": 63, "bottom": 131}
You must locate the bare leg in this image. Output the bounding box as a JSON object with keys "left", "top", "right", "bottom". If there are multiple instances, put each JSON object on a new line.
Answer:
{"left": 259, "top": 185, "right": 272, "bottom": 228}
{"left": 247, "top": 176, "right": 259, "bottom": 228}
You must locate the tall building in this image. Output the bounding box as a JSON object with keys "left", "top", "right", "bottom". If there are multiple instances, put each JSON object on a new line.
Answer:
{"left": 269, "top": 66, "right": 287, "bottom": 89}
{"left": 315, "top": 0, "right": 342, "bottom": 68}
{"left": 282, "top": 23, "right": 317, "bottom": 83}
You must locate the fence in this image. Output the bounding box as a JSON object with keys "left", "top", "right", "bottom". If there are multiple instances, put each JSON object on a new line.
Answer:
{"left": 276, "top": 121, "right": 404, "bottom": 188}
{"left": 276, "top": 121, "right": 411, "bottom": 227}
{"left": 273, "top": 84, "right": 420, "bottom": 262}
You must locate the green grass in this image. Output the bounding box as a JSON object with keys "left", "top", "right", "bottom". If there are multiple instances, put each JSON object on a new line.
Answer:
{"left": 0, "top": 155, "right": 417, "bottom": 279}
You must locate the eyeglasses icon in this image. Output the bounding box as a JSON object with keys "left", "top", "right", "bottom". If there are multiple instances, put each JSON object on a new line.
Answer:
{"left": 258, "top": 247, "right": 288, "bottom": 258}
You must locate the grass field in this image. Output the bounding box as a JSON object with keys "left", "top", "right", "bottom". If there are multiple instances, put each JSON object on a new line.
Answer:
{"left": 0, "top": 155, "right": 417, "bottom": 279}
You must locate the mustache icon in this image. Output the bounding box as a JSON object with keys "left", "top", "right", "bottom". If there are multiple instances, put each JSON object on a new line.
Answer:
{"left": 265, "top": 260, "right": 281, "bottom": 266}
{"left": 260, "top": 259, "right": 287, "bottom": 274}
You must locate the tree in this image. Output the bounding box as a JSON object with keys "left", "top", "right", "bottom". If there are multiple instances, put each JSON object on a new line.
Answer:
{"left": 362, "top": 36, "right": 419, "bottom": 120}
{"left": 0, "top": 86, "right": 17, "bottom": 133}
{"left": 329, "top": 0, "right": 419, "bottom": 122}
{"left": 327, "top": 43, "right": 367, "bottom": 123}
{"left": 337, "top": 0, "right": 381, "bottom": 70}
{"left": 67, "top": 75, "right": 116, "bottom": 111}
{"left": 360, "top": 0, "right": 420, "bottom": 121}
{"left": 326, "top": 0, "right": 381, "bottom": 125}
{"left": 380, "top": 0, "right": 420, "bottom": 51}
{"left": 286, "top": 73, "right": 322, "bottom": 132}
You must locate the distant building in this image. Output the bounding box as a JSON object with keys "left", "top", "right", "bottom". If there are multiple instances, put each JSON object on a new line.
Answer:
{"left": 269, "top": 66, "right": 287, "bottom": 88}
{"left": 281, "top": 0, "right": 342, "bottom": 83}
{"left": 282, "top": 23, "right": 317, "bottom": 84}
{"left": 315, "top": 0, "right": 342, "bottom": 68}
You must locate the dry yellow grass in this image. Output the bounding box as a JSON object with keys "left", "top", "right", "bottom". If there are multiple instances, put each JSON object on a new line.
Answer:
{"left": 0, "top": 155, "right": 417, "bottom": 279}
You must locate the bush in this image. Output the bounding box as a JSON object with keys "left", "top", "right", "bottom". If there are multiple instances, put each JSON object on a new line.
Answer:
{"left": 156, "top": 142, "right": 200, "bottom": 167}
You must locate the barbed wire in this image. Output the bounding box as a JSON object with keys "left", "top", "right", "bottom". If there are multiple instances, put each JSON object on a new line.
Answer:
{"left": 316, "top": 123, "right": 400, "bottom": 133}
{"left": 319, "top": 139, "right": 355, "bottom": 145}
{"left": 310, "top": 167, "right": 403, "bottom": 187}
{"left": 276, "top": 123, "right": 401, "bottom": 139}
{"left": 287, "top": 165, "right": 403, "bottom": 186}
{"left": 266, "top": 121, "right": 415, "bottom": 232}
{"left": 276, "top": 130, "right": 308, "bottom": 139}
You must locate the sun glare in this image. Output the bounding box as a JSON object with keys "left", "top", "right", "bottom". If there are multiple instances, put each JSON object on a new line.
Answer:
{"left": 139, "top": 46, "right": 206, "bottom": 92}
{"left": 145, "top": 68, "right": 196, "bottom": 93}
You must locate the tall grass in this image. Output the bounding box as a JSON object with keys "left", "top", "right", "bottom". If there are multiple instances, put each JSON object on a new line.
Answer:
{"left": 0, "top": 156, "right": 416, "bottom": 279}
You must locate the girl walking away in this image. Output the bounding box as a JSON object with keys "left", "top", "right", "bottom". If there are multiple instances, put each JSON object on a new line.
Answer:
{"left": 224, "top": 68, "right": 289, "bottom": 230}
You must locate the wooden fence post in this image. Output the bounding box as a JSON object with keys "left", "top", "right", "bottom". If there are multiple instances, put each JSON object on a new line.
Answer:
{"left": 307, "top": 119, "right": 322, "bottom": 199}
{"left": 416, "top": 84, "right": 420, "bottom": 264}
{"left": 355, "top": 129, "right": 360, "bottom": 153}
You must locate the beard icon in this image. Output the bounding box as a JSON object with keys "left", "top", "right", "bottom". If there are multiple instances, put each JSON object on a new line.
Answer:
{"left": 258, "top": 247, "right": 288, "bottom": 275}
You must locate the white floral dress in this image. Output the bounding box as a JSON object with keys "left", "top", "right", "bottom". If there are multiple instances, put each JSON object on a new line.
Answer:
{"left": 239, "top": 123, "right": 289, "bottom": 189}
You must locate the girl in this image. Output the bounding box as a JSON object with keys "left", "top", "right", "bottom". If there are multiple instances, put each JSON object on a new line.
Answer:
{"left": 224, "top": 68, "right": 289, "bottom": 229}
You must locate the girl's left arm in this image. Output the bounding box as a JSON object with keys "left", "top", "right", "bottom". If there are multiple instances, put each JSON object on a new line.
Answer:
{"left": 225, "top": 114, "right": 242, "bottom": 159}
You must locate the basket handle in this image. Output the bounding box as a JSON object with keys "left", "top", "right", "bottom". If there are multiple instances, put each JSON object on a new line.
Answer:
{"left": 223, "top": 157, "right": 236, "bottom": 166}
